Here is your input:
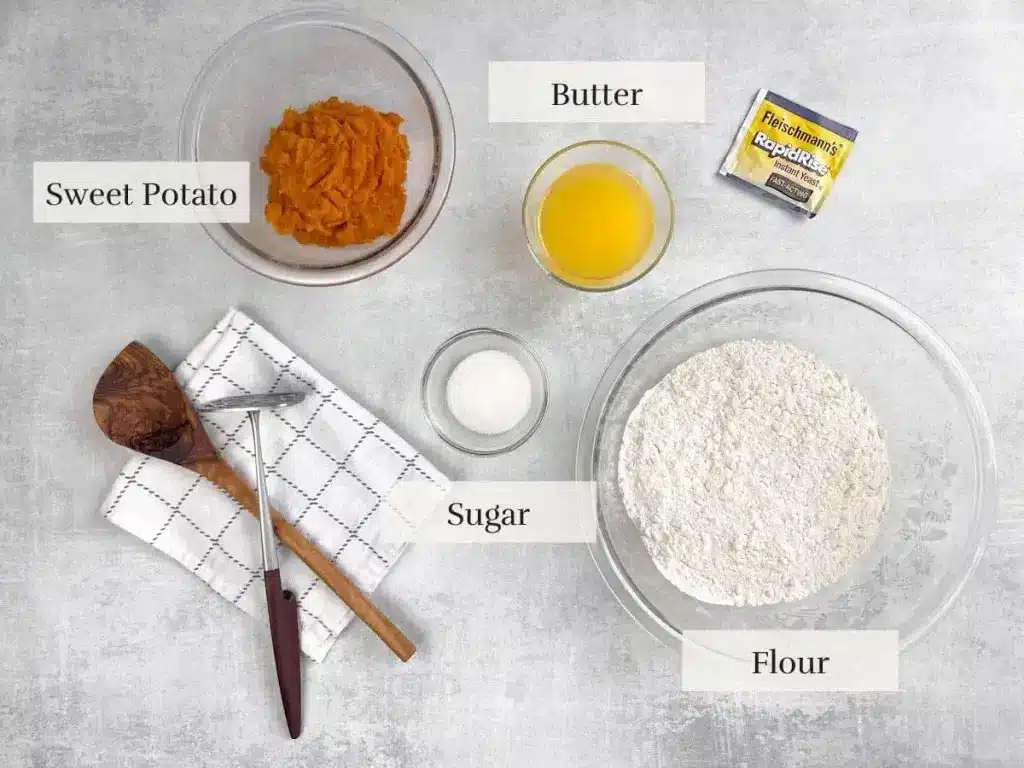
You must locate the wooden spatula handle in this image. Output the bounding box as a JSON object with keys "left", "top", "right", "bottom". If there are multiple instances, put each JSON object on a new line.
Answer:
{"left": 191, "top": 457, "right": 416, "bottom": 662}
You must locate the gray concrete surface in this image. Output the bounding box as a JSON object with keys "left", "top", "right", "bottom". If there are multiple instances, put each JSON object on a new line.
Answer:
{"left": 2, "top": 0, "right": 1024, "bottom": 765}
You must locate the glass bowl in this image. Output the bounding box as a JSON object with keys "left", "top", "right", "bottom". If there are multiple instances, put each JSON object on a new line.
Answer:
{"left": 422, "top": 329, "right": 548, "bottom": 455}
{"left": 522, "top": 141, "right": 673, "bottom": 292}
{"left": 576, "top": 269, "right": 997, "bottom": 653}
{"left": 179, "top": 9, "right": 456, "bottom": 285}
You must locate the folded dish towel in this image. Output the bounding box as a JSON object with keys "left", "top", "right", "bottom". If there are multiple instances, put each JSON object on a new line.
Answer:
{"left": 101, "top": 308, "right": 446, "bottom": 661}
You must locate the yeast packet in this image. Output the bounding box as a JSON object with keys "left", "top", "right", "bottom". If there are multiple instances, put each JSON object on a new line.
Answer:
{"left": 720, "top": 89, "right": 858, "bottom": 217}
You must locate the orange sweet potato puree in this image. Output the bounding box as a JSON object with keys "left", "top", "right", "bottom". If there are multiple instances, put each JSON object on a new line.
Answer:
{"left": 260, "top": 98, "right": 409, "bottom": 247}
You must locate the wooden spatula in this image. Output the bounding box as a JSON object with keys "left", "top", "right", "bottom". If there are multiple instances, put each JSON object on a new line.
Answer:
{"left": 93, "top": 341, "right": 416, "bottom": 662}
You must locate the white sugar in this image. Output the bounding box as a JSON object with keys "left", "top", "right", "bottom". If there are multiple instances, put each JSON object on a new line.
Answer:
{"left": 445, "top": 349, "right": 532, "bottom": 436}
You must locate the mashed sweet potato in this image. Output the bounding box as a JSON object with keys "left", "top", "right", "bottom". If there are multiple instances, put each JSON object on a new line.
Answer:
{"left": 260, "top": 98, "right": 409, "bottom": 247}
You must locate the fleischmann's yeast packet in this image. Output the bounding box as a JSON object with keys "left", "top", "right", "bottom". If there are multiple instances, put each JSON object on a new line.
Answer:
{"left": 719, "top": 89, "right": 858, "bottom": 217}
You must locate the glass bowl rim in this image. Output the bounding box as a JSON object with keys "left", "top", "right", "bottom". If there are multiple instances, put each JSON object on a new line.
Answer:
{"left": 178, "top": 7, "right": 456, "bottom": 286}
{"left": 521, "top": 139, "right": 675, "bottom": 293}
{"left": 575, "top": 268, "right": 998, "bottom": 653}
{"left": 421, "top": 327, "right": 549, "bottom": 456}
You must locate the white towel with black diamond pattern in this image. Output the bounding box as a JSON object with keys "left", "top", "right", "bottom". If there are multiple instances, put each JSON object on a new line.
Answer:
{"left": 101, "top": 308, "right": 447, "bottom": 662}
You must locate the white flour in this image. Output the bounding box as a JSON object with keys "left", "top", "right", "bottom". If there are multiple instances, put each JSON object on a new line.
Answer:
{"left": 618, "top": 340, "right": 889, "bottom": 606}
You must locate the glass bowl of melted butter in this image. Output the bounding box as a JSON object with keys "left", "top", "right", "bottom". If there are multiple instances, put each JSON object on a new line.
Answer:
{"left": 522, "top": 141, "right": 674, "bottom": 292}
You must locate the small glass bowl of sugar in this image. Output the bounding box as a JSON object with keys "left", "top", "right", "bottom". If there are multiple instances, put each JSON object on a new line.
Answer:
{"left": 421, "top": 328, "right": 547, "bottom": 455}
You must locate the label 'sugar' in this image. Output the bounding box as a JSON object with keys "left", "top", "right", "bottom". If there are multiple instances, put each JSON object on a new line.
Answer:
{"left": 719, "top": 89, "right": 858, "bottom": 217}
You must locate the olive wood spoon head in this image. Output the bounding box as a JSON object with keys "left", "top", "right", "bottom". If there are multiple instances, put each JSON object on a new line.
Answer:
{"left": 92, "top": 341, "right": 217, "bottom": 466}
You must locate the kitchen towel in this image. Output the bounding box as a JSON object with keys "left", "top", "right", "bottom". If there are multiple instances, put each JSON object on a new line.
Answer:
{"left": 101, "top": 308, "right": 447, "bottom": 661}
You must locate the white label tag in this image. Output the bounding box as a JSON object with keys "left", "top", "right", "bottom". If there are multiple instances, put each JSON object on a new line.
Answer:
{"left": 33, "top": 162, "right": 250, "bottom": 223}
{"left": 488, "top": 61, "right": 705, "bottom": 123}
{"left": 680, "top": 630, "right": 899, "bottom": 691}
{"left": 381, "top": 481, "right": 597, "bottom": 543}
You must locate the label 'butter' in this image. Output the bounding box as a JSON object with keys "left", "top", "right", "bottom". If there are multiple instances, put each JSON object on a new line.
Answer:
{"left": 719, "top": 89, "right": 858, "bottom": 217}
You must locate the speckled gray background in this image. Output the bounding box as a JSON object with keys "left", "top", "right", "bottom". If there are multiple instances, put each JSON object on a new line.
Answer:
{"left": 2, "top": 0, "right": 1023, "bottom": 765}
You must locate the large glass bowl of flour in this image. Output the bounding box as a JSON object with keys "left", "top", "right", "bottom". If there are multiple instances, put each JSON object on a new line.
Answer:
{"left": 577, "top": 269, "right": 996, "bottom": 652}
